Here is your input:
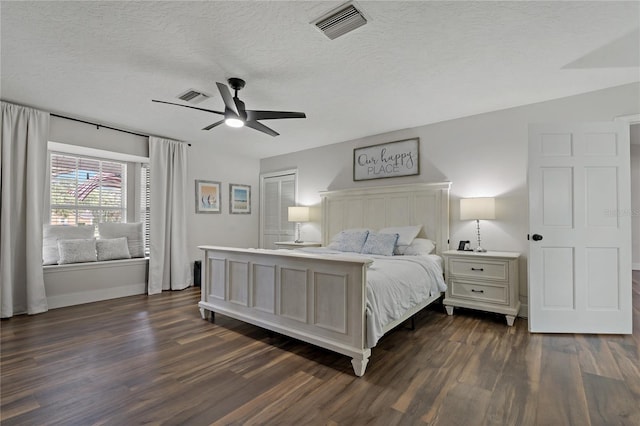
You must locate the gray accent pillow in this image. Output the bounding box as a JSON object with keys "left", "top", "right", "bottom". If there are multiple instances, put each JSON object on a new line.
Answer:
{"left": 327, "top": 230, "right": 370, "bottom": 253}
{"left": 98, "top": 222, "right": 144, "bottom": 258}
{"left": 43, "top": 224, "right": 95, "bottom": 265}
{"left": 57, "top": 238, "right": 97, "bottom": 264}
{"left": 96, "top": 237, "right": 131, "bottom": 261}
{"left": 361, "top": 231, "right": 399, "bottom": 256}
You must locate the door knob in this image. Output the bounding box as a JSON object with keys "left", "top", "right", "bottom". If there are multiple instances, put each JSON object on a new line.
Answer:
{"left": 532, "top": 234, "right": 543, "bottom": 241}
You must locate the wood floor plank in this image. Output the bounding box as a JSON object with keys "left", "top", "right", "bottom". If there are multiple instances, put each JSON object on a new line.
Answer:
{"left": 582, "top": 372, "right": 640, "bottom": 426}
{"left": 536, "top": 347, "right": 591, "bottom": 425}
{"left": 482, "top": 332, "right": 543, "bottom": 426}
{"left": 576, "top": 334, "right": 624, "bottom": 380}
{"left": 1, "top": 272, "right": 638, "bottom": 425}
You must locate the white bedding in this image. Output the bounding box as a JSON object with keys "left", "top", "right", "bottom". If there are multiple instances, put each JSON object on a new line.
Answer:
{"left": 297, "top": 248, "right": 447, "bottom": 348}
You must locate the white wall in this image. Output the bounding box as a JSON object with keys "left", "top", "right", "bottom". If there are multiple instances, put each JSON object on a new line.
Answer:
{"left": 49, "top": 116, "right": 260, "bottom": 278}
{"left": 260, "top": 82, "right": 640, "bottom": 313}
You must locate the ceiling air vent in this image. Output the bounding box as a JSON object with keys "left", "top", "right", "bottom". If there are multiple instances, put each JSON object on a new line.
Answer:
{"left": 177, "top": 89, "right": 209, "bottom": 104}
{"left": 314, "top": 3, "right": 367, "bottom": 40}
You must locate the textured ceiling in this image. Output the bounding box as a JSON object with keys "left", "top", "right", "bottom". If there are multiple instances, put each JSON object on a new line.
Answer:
{"left": 1, "top": 1, "right": 638, "bottom": 159}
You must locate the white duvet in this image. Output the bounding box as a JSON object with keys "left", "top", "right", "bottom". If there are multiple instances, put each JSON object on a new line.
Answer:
{"left": 297, "top": 248, "right": 447, "bottom": 348}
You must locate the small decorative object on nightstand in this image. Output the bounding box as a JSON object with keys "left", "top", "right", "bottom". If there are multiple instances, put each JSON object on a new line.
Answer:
{"left": 442, "top": 250, "right": 520, "bottom": 326}
{"left": 274, "top": 241, "right": 322, "bottom": 250}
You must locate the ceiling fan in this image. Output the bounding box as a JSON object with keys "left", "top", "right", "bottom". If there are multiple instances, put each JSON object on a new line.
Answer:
{"left": 152, "top": 78, "right": 306, "bottom": 137}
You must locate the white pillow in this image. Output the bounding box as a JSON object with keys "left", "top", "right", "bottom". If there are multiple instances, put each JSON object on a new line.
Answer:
{"left": 98, "top": 222, "right": 144, "bottom": 258}
{"left": 43, "top": 224, "right": 95, "bottom": 265}
{"left": 379, "top": 225, "right": 422, "bottom": 255}
{"left": 327, "top": 230, "right": 370, "bottom": 253}
{"left": 57, "top": 238, "right": 97, "bottom": 264}
{"left": 403, "top": 238, "right": 436, "bottom": 255}
{"left": 96, "top": 237, "right": 131, "bottom": 261}
{"left": 361, "top": 231, "right": 398, "bottom": 256}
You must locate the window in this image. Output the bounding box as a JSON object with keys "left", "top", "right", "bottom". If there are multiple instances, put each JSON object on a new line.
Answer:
{"left": 49, "top": 152, "right": 126, "bottom": 226}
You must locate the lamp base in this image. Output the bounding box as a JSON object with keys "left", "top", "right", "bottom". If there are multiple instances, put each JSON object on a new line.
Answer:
{"left": 474, "top": 246, "right": 487, "bottom": 253}
{"left": 294, "top": 239, "right": 304, "bottom": 243}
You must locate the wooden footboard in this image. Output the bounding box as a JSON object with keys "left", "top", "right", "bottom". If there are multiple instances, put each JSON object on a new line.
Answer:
{"left": 198, "top": 246, "right": 373, "bottom": 376}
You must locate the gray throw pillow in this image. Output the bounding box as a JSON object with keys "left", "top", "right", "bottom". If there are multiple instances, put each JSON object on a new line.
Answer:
{"left": 96, "top": 237, "right": 131, "bottom": 261}
{"left": 57, "top": 238, "right": 97, "bottom": 264}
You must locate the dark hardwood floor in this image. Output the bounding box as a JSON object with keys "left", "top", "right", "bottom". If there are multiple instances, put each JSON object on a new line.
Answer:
{"left": 2, "top": 272, "right": 639, "bottom": 425}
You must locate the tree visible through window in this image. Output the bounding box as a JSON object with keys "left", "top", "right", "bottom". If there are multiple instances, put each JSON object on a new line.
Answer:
{"left": 49, "top": 153, "right": 126, "bottom": 226}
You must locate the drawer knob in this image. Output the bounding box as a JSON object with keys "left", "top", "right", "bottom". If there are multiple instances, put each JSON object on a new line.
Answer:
{"left": 471, "top": 289, "right": 484, "bottom": 293}
{"left": 471, "top": 267, "right": 484, "bottom": 271}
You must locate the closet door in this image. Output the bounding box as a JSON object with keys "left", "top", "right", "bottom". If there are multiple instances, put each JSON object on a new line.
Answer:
{"left": 260, "top": 170, "right": 296, "bottom": 248}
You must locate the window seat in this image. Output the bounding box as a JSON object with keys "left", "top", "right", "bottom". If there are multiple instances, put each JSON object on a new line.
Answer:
{"left": 43, "top": 257, "right": 148, "bottom": 309}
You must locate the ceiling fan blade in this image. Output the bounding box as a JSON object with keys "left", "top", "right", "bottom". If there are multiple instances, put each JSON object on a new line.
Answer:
{"left": 216, "top": 82, "right": 238, "bottom": 115}
{"left": 234, "top": 98, "right": 246, "bottom": 120}
{"left": 152, "top": 100, "right": 223, "bottom": 115}
{"left": 245, "top": 120, "right": 279, "bottom": 137}
{"left": 202, "top": 120, "right": 225, "bottom": 131}
{"left": 246, "top": 110, "right": 306, "bottom": 121}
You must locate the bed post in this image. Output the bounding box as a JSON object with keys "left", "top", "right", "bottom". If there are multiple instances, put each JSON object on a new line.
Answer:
{"left": 351, "top": 350, "right": 371, "bottom": 377}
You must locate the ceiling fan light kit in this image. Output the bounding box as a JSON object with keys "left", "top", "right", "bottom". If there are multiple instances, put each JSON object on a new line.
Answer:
{"left": 225, "top": 117, "right": 244, "bottom": 128}
{"left": 153, "top": 77, "right": 306, "bottom": 137}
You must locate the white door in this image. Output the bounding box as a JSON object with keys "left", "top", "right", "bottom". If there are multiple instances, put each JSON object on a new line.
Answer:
{"left": 528, "top": 122, "right": 632, "bottom": 333}
{"left": 259, "top": 171, "right": 296, "bottom": 249}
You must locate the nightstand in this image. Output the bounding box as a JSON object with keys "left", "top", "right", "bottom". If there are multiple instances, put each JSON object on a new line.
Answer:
{"left": 274, "top": 241, "right": 322, "bottom": 249}
{"left": 442, "top": 250, "right": 520, "bottom": 326}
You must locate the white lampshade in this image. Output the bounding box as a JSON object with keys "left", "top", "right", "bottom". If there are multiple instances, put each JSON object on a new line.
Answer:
{"left": 288, "top": 206, "right": 310, "bottom": 222}
{"left": 460, "top": 198, "right": 496, "bottom": 220}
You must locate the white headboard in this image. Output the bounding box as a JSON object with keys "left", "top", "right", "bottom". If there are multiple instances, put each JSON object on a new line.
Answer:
{"left": 319, "top": 182, "right": 451, "bottom": 255}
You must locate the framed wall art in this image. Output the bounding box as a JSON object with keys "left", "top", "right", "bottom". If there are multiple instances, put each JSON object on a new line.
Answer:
{"left": 229, "top": 184, "right": 251, "bottom": 214}
{"left": 353, "top": 138, "right": 419, "bottom": 181}
{"left": 195, "top": 180, "right": 221, "bottom": 214}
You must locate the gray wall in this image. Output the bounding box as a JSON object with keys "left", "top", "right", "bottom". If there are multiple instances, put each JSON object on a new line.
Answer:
{"left": 260, "top": 82, "right": 640, "bottom": 313}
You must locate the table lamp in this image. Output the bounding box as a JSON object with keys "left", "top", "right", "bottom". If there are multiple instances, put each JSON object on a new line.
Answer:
{"left": 288, "top": 206, "right": 310, "bottom": 243}
{"left": 460, "top": 197, "right": 495, "bottom": 252}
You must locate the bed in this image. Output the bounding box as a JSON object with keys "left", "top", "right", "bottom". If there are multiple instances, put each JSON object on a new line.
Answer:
{"left": 198, "top": 182, "right": 451, "bottom": 376}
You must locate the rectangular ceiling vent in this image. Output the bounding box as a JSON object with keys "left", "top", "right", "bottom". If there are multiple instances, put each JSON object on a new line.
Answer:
{"left": 177, "top": 89, "right": 210, "bottom": 104}
{"left": 314, "top": 3, "right": 367, "bottom": 40}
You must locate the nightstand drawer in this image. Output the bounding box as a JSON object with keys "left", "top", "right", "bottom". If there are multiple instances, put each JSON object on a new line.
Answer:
{"left": 450, "top": 280, "right": 508, "bottom": 305}
{"left": 449, "top": 258, "right": 507, "bottom": 281}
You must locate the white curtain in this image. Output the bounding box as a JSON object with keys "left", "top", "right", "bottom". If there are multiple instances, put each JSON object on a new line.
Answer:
{"left": 148, "top": 137, "right": 191, "bottom": 294}
{"left": 0, "top": 102, "right": 50, "bottom": 317}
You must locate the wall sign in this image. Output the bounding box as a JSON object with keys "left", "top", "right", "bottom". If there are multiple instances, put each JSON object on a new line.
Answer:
{"left": 353, "top": 138, "right": 420, "bottom": 181}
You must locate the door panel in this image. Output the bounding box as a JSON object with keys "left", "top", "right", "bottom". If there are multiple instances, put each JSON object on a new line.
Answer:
{"left": 528, "top": 122, "right": 631, "bottom": 333}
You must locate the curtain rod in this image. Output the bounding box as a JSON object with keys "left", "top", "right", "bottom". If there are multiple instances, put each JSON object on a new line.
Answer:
{"left": 50, "top": 113, "right": 191, "bottom": 146}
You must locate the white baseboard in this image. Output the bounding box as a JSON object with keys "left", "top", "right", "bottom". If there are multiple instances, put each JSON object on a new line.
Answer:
{"left": 47, "top": 283, "right": 146, "bottom": 309}
{"left": 518, "top": 302, "right": 528, "bottom": 319}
